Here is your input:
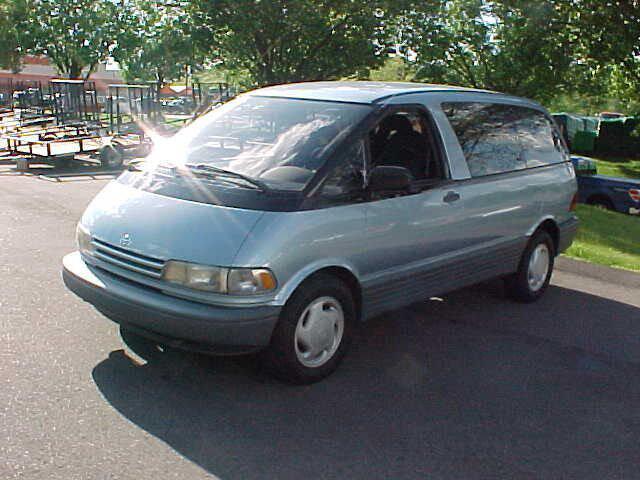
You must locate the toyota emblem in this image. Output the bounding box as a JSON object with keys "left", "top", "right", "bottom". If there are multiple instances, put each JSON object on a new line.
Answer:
{"left": 120, "top": 233, "right": 131, "bottom": 247}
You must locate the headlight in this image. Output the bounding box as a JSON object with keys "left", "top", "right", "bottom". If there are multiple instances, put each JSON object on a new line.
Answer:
{"left": 162, "top": 261, "right": 276, "bottom": 295}
{"left": 163, "top": 261, "right": 227, "bottom": 292}
{"left": 76, "top": 223, "right": 95, "bottom": 256}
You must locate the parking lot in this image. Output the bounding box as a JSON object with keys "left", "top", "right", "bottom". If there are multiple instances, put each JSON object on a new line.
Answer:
{"left": 1, "top": 172, "right": 639, "bottom": 480}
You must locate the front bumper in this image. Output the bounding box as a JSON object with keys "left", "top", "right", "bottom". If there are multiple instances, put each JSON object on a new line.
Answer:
{"left": 62, "top": 252, "right": 281, "bottom": 354}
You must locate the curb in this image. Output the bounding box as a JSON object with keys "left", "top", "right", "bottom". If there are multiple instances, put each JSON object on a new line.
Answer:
{"left": 556, "top": 256, "right": 640, "bottom": 289}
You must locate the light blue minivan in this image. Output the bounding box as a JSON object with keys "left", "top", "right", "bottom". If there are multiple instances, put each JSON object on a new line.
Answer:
{"left": 63, "top": 82, "right": 578, "bottom": 383}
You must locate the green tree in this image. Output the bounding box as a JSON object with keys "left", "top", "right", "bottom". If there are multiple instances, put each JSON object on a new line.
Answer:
{"left": 189, "top": 0, "right": 402, "bottom": 86}
{"left": 403, "top": 0, "right": 575, "bottom": 101}
{"left": 368, "top": 57, "right": 417, "bottom": 82}
{"left": 563, "top": 0, "right": 639, "bottom": 68}
{"left": 114, "top": 1, "right": 199, "bottom": 86}
{"left": 402, "top": 0, "right": 640, "bottom": 105}
{"left": 27, "top": 0, "right": 121, "bottom": 78}
{"left": 561, "top": 0, "right": 640, "bottom": 107}
{"left": 0, "top": 0, "right": 31, "bottom": 72}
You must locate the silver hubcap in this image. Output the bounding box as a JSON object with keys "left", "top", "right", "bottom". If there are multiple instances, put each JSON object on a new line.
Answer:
{"left": 528, "top": 243, "right": 550, "bottom": 291}
{"left": 294, "top": 296, "right": 344, "bottom": 368}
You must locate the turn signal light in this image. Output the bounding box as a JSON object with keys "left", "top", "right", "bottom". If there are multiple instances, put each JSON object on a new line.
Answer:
{"left": 629, "top": 189, "right": 640, "bottom": 203}
{"left": 569, "top": 193, "right": 578, "bottom": 211}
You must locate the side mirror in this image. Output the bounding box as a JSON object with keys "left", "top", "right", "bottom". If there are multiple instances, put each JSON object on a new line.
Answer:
{"left": 368, "top": 166, "right": 413, "bottom": 192}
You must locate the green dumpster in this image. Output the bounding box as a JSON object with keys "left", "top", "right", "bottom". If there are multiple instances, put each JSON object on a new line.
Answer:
{"left": 572, "top": 130, "right": 597, "bottom": 153}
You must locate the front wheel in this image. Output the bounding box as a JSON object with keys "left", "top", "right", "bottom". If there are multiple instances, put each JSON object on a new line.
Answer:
{"left": 504, "top": 230, "right": 555, "bottom": 303}
{"left": 119, "top": 326, "right": 165, "bottom": 361}
{"left": 261, "top": 274, "right": 355, "bottom": 384}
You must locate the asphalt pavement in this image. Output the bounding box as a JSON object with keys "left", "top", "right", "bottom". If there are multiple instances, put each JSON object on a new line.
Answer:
{"left": 1, "top": 171, "right": 639, "bottom": 480}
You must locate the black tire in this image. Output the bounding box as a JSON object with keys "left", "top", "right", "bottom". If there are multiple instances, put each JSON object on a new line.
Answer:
{"left": 261, "top": 273, "right": 355, "bottom": 384}
{"left": 100, "top": 144, "right": 124, "bottom": 169}
{"left": 119, "top": 326, "right": 166, "bottom": 361}
{"left": 504, "top": 230, "right": 555, "bottom": 303}
{"left": 587, "top": 196, "right": 614, "bottom": 211}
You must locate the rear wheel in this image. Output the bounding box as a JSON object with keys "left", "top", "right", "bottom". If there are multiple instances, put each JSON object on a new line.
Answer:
{"left": 262, "top": 274, "right": 354, "bottom": 384}
{"left": 504, "top": 230, "right": 555, "bottom": 303}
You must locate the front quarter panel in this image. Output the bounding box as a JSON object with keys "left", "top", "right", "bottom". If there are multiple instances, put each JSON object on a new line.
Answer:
{"left": 232, "top": 206, "right": 367, "bottom": 306}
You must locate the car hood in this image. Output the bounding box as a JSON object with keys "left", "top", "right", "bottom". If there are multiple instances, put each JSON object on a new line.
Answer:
{"left": 80, "top": 180, "right": 264, "bottom": 266}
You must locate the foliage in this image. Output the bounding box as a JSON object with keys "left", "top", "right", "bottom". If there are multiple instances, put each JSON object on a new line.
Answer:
{"left": 367, "top": 56, "right": 416, "bottom": 82}
{"left": 189, "top": 0, "right": 405, "bottom": 86}
{"left": 565, "top": 204, "right": 640, "bottom": 272}
{"left": 544, "top": 92, "right": 639, "bottom": 117}
{"left": 403, "top": 0, "right": 576, "bottom": 102}
{"left": 553, "top": 0, "right": 640, "bottom": 108}
{"left": 400, "top": 0, "right": 640, "bottom": 106}
{"left": 194, "top": 65, "right": 253, "bottom": 90}
{"left": 113, "top": 1, "right": 199, "bottom": 85}
{"left": 24, "top": 0, "right": 124, "bottom": 78}
{"left": 1, "top": 0, "right": 638, "bottom": 106}
{"left": 0, "top": 0, "right": 31, "bottom": 72}
{"left": 562, "top": 0, "right": 640, "bottom": 69}
{"left": 607, "top": 60, "right": 640, "bottom": 113}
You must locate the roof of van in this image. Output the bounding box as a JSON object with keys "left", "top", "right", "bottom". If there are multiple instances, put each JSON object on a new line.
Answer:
{"left": 248, "top": 81, "right": 511, "bottom": 105}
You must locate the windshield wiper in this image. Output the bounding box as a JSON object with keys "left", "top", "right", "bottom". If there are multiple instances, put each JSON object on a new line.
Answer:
{"left": 184, "top": 163, "right": 270, "bottom": 192}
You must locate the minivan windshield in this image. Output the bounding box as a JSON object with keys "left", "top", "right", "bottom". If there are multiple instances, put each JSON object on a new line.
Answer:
{"left": 148, "top": 95, "right": 372, "bottom": 191}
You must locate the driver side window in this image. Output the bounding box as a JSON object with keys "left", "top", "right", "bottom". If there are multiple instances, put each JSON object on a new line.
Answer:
{"left": 318, "top": 139, "right": 366, "bottom": 205}
{"left": 369, "top": 110, "right": 443, "bottom": 183}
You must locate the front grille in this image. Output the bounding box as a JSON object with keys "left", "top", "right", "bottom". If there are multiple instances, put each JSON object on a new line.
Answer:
{"left": 92, "top": 238, "right": 165, "bottom": 278}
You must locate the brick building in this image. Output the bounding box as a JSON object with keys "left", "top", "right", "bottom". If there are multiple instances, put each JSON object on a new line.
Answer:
{"left": 0, "top": 56, "right": 123, "bottom": 94}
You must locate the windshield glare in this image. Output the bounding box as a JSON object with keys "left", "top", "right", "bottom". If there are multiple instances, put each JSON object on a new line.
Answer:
{"left": 150, "top": 96, "right": 371, "bottom": 191}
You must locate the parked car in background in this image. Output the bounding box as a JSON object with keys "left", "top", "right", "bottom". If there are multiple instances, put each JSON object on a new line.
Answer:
{"left": 161, "top": 97, "right": 197, "bottom": 114}
{"left": 63, "top": 82, "right": 578, "bottom": 383}
{"left": 571, "top": 155, "right": 640, "bottom": 215}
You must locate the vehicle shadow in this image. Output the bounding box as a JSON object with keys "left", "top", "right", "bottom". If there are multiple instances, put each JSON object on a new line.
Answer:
{"left": 92, "top": 282, "right": 640, "bottom": 480}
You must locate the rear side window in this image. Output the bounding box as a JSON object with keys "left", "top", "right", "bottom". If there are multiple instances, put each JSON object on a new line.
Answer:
{"left": 442, "top": 102, "right": 564, "bottom": 177}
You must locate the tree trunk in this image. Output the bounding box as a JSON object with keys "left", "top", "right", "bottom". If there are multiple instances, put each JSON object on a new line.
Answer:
{"left": 69, "top": 59, "right": 82, "bottom": 79}
{"left": 84, "top": 62, "right": 98, "bottom": 80}
{"left": 156, "top": 68, "right": 165, "bottom": 88}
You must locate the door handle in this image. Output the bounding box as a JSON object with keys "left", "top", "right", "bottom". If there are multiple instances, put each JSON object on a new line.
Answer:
{"left": 443, "top": 191, "right": 460, "bottom": 203}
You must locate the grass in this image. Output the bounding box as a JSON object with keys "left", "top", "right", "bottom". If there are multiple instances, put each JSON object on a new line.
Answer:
{"left": 590, "top": 155, "right": 640, "bottom": 179}
{"left": 564, "top": 204, "right": 640, "bottom": 272}
{"left": 565, "top": 155, "right": 640, "bottom": 272}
